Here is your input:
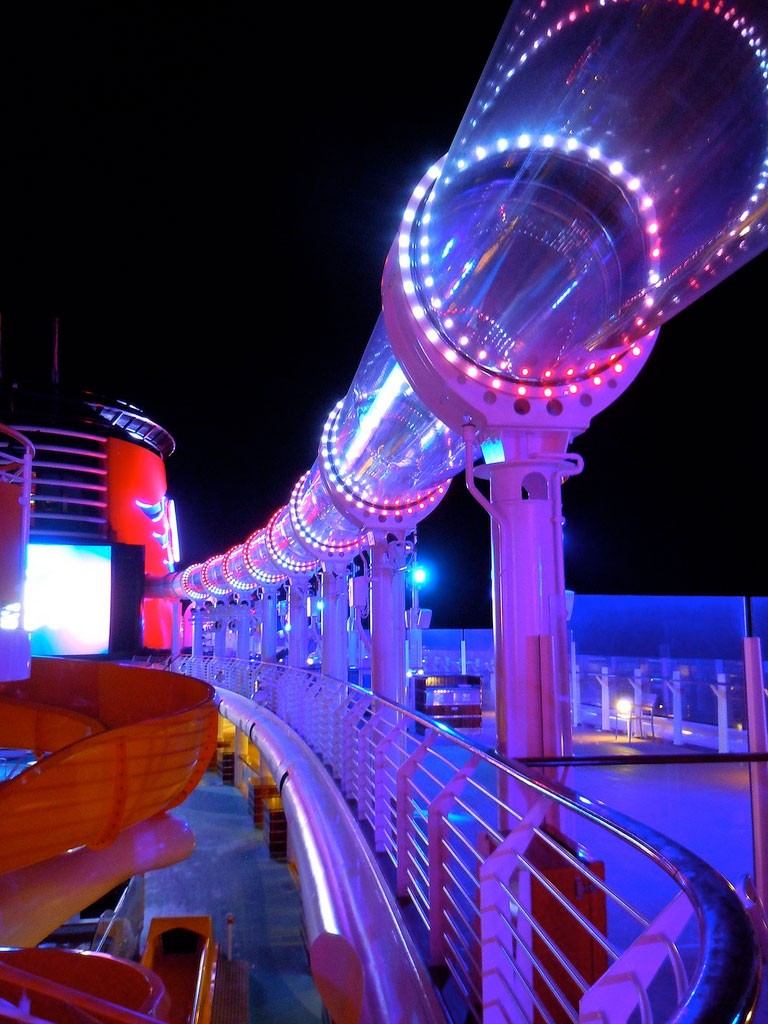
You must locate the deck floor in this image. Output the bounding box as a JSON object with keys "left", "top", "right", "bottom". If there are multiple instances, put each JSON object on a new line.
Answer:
{"left": 141, "top": 771, "right": 325, "bottom": 1024}
{"left": 144, "top": 721, "right": 768, "bottom": 1024}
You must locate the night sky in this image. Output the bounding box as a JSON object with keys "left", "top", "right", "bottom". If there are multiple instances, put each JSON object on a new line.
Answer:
{"left": 0, "top": 4, "right": 765, "bottom": 628}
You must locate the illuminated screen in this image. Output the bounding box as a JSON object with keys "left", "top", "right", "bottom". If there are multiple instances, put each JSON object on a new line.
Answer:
{"left": 25, "top": 543, "right": 112, "bottom": 656}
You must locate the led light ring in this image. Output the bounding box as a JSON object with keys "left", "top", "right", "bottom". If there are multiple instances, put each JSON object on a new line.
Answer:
{"left": 288, "top": 471, "right": 365, "bottom": 558}
{"left": 507, "top": 0, "right": 764, "bottom": 137}
{"left": 500, "top": 0, "right": 768, "bottom": 208}
{"left": 243, "top": 529, "right": 285, "bottom": 585}
{"left": 182, "top": 564, "right": 209, "bottom": 602}
{"left": 265, "top": 509, "right": 319, "bottom": 576}
{"left": 320, "top": 402, "right": 397, "bottom": 512}
{"left": 476, "top": 0, "right": 768, "bottom": 319}
{"left": 402, "top": 139, "right": 659, "bottom": 395}
{"left": 251, "top": 565, "right": 286, "bottom": 585}
{"left": 221, "top": 546, "right": 259, "bottom": 592}
{"left": 200, "top": 558, "right": 231, "bottom": 597}
{"left": 319, "top": 400, "right": 449, "bottom": 519}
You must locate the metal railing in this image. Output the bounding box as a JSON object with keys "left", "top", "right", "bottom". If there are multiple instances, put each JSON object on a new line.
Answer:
{"left": 175, "top": 654, "right": 761, "bottom": 1024}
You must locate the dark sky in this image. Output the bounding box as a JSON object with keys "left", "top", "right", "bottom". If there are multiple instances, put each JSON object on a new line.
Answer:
{"left": 0, "top": 4, "right": 765, "bottom": 628}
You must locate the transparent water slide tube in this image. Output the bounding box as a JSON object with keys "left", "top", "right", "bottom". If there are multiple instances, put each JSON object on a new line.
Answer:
{"left": 156, "top": 315, "right": 471, "bottom": 599}
{"left": 160, "top": 528, "right": 287, "bottom": 601}
{"left": 160, "top": 0, "right": 768, "bottom": 602}
{"left": 312, "top": 314, "right": 465, "bottom": 526}
{"left": 386, "top": 0, "right": 768, "bottom": 405}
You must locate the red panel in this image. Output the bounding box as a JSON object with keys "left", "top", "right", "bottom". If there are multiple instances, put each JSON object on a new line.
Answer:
{"left": 106, "top": 439, "right": 176, "bottom": 649}
{"left": 143, "top": 596, "right": 173, "bottom": 650}
{"left": 106, "top": 439, "right": 170, "bottom": 575}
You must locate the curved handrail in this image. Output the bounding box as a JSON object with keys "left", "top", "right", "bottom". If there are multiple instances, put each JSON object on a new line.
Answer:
{"left": 0, "top": 419, "right": 35, "bottom": 475}
{"left": 193, "top": 654, "right": 761, "bottom": 1024}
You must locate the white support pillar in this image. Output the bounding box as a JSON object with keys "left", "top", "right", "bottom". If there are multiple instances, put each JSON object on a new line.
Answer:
{"left": 260, "top": 586, "right": 279, "bottom": 663}
{"left": 481, "top": 454, "right": 574, "bottom": 760}
{"left": 570, "top": 640, "right": 581, "bottom": 727}
{"left": 711, "top": 674, "right": 729, "bottom": 754}
{"left": 347, "top": 612, "right": 361, "bottom": 679}
{"left": 368, "top": 534, "right": 407, "bottom": 704}
{"left": 288, "top": 578, "right": 310, "bottom": 669}
{"left": 347, "top": 572, "right": 370, "bottom": 687}
{"left": 667, "top": 671, "right": 683, "bottom": 746}
{"left": 191, "top": 603, "right": 205, "bottom": 658}
{"left": 320, "top": 565, "right": 351, "bottom": 683}
{"left": 235, "top": 599, "right": 251, "bottom": 662}
{"left": 599, "top": 667, "right": 611, "bottom": 733}
{"left": 250, "top": 596, "right": 263, "bottom": 660}
{"left": 212, "top": 600, "right": 227, "bottom": 659}
{"left": 224, "top": 598, "right": 239, "bottom": 658}
{"left": 170, "top": 599, "right": 182, "bottom": 660}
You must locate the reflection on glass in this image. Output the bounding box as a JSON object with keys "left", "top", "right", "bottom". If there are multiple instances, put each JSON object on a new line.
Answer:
{"left": 412, "top": 0, "right": 768, "bottom": 387}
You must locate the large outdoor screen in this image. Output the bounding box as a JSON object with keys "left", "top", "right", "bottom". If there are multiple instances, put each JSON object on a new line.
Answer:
{"left": 24, "top": 543, "right": 113, "bottom": 656}
{"left": 23, "top": 541, "right": 144, "bottom": 658}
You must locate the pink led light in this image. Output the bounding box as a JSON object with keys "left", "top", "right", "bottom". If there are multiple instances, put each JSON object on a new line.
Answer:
{"left": 407, "top": 142, "right": 663, "bottom": 394}
{"left": 182, "top": 565, "right": 208, "bottom": 602}
{"left": 266, "top": 510, "right": 318, "bottom": 575}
